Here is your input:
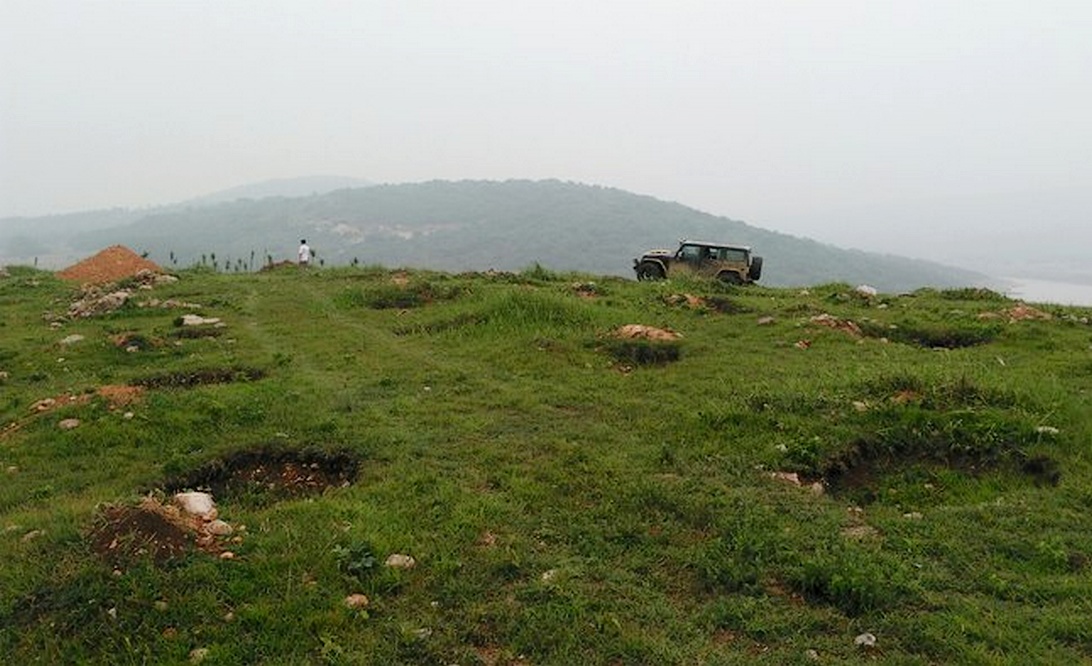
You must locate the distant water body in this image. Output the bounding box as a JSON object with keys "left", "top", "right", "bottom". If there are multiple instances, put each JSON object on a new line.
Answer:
{"left": 1004, "top": 277, "right": 1092, "bottom": 307}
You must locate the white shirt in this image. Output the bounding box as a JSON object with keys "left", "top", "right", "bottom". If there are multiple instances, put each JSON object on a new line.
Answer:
{"left": 298, "top": 243, "right": 312, "bottom": 264}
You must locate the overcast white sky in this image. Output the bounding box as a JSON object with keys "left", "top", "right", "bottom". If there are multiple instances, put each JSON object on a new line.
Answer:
{"left": 2, "top": 0, "right": 1090, "bottom": 269}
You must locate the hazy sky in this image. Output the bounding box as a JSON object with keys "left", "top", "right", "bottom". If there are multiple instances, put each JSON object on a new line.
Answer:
{"left": 2, "top": 1, "right": 1090, "bottom": 268}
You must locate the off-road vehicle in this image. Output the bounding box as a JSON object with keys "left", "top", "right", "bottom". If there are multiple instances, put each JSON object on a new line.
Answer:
{"left": 633, "top": 240, "right": 763, "bottom": 284}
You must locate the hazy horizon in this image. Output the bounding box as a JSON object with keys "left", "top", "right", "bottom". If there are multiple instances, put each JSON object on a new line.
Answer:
{"left": 2, "top": 1, "right": 1090, "bottom": 275}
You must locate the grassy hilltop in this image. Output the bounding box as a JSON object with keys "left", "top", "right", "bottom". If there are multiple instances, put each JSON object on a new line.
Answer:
{"left": 2, "top": 264, "right": 1091, "bottom": 664}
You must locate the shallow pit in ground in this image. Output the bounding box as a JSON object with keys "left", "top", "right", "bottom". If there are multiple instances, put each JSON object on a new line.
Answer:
{"left": 813, "top": 443, "right": 1060, "bottom": 505}
{"left": 130, "top": 366, "right": 265, "bottom": 389}
{"left": 163, "top": 446, "right": 360, "bottom": 503}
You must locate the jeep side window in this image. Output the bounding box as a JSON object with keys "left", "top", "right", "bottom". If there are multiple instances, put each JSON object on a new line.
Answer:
{"left": 723, "top": 248, "right": 747, "bottom": 262}
{"left": 677, "top": 245, "right": 701, "bottom": 262}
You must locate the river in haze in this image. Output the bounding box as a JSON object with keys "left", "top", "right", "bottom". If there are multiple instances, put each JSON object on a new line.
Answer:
{"left": 1003, "top": 277, "right": 1092, "bottom": 307}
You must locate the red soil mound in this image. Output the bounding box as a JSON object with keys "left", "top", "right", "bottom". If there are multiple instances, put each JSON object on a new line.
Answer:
{"left": 57, "top": 245, "right": 163, "bottom": 284}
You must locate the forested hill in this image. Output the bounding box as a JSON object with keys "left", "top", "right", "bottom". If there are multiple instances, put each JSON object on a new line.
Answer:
{"left": 21, "top": 179, "right": 985, "bottom": 290}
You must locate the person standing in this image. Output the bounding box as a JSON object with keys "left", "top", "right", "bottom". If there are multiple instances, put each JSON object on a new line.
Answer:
{"left": 298, "top": 239, "right": 312, "bottom": 267}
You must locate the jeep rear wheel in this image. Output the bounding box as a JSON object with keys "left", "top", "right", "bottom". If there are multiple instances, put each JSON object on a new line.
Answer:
{"left": 718, "top": 271, "right": 743, "bottom": 285}
{"left": 636, "top": 262, "right": 665, "bottom": 281}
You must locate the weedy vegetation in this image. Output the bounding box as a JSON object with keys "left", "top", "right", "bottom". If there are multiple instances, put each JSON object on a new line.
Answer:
{"left": 1, "top": 263, "right": 1091, "bottom": 664}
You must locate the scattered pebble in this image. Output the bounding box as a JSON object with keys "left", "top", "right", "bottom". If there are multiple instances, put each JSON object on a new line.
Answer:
{"left": 60, "top": 334, "right": 85, "bottom": 346}
{"left": 854, "top": 632, "right": 877, "bottom": 648}
{"left": 204, "top": 520, "right": 234, "bottom": 537}
{"left": 385, "top": 553, "right": 417, "bottom": 569}
{"left": 58, "top": 418, "right": 81, "bottom": 430}
{"left": 541, "top": 568, "right": 558, "bottom": 583}
{"left": 344, "top": 594, "right": 370, "bottom": 609}
{"left": 154, "top": 600, "right": 169, "bottom": 612}
{"left": 21, "top": 529, "right": 44, "bottom": 543}
{"left": 219, "top": 551, "right": 236, "bottom": 560}
{"left": 189, "top": 647, "right": 209, "bottom": 664}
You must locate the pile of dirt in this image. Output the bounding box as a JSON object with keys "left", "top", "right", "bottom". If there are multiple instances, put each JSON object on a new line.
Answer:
{"left": 57, "top": 245, "right": 163, "bottom": 284}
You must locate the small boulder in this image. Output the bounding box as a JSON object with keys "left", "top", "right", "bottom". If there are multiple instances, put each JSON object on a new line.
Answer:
{"left": 174, "top": 491, "right": 217, "bottom": 519}
{"left": 58, "top": 418, "right": 81, "bottom": 430}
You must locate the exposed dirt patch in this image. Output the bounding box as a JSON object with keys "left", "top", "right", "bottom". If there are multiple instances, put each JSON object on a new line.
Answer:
{"left": 57, "top": 245, "right": 164, "bottom": 285}
{"left": 110, "top": 332, "right": 164, "bottom": 351}
{"left": 96, "top": 384, "right": 146, "bottom": 409}
{"left": 809, "top": 313, "right": 863, "bottom": 337}
{"left": 88, "top": 497, "right": 202, "bottom": 564}
{"left": 168, "top": 326, "right": 226, "bottom": 340}
{"left": 131, "top": 366, "right": 266, "bottom": 389}
{"left": 815, "top": 443, "right": 1060, "bottom": 504}
{"left": 163, "top": 446, "right": 359, "bottom": 503}
{"left": 664, "top": 293, "right": 749, "bottom": 314}
{"left": 614, "top": 324, "right": 681, "bottom": 341}
{"left": 260, "top": 260, "right": 297, "bottom": 272}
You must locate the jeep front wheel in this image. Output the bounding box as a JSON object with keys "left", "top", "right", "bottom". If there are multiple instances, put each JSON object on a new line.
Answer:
{"left": 636, "top": 262, "right": 665, "bottom": 281}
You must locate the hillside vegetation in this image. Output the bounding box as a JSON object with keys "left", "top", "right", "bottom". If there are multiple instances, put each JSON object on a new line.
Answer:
{"left": 2, "top": 264, "right": 1090, "bottom": 664}
{"left": 2, "top": 180, "right": 987, "bottom": 291}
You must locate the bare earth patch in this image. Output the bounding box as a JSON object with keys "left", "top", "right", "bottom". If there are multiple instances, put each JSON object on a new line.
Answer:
{"left": 163, "top": 447, "right": 359, "bottom": 503}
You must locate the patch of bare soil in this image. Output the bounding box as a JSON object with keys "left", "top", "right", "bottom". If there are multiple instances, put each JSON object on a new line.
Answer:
{"left": 97, "top": 384, "right": 146, "bottom": 409}
{"left": 57, "top": 245, "right": 164, "bottom": 285}
{"left": 130, "top": 366, "right": 266, "bottom": 389}
{"left": 163, "top": 447, "right": 359, "bottom": 503}
{"left": 88, "top": 497, "right": 202, "bottom": 564}
{"left": 614, "top": 324, "right": 681, "bottom": 341}
{"left": 1, "top": 385, "right": 144, "bottom": 440}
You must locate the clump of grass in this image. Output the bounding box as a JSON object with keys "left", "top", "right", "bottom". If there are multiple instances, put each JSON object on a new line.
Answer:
{"left": 478, "top": 290, "right": 593, "bottom": 333}
{"left": 938, "top": 287, "right": 1009, "bottom": 301}
{"left": 859, "top": 318, "right": 1003, "bottom": 348}
{"left": 790, "top": 546, "right": 914, "bottom": 616}
{"left": 340, "top": 280, "right": 465, "bottom": 310}
{"left": 333, "top": 540, "right": 378, "bottom": 580}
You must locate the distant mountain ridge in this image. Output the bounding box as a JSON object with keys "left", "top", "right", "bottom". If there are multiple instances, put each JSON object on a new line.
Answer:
{"left": 3, "top": 179, "right": 989, "bottom": 291}
{"left": 181, "top": 175, "right": 374, "bottom": 207}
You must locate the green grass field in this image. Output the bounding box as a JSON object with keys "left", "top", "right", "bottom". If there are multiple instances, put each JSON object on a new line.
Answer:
{"left": 2, "top": 264, "right": 1091, "bottom": 664}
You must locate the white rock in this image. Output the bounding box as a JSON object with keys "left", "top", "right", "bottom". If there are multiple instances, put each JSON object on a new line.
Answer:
{"left": 204, "top": 520, "right": 234, "bottom": 536}
{"left": 174, "top": 491, "right": 216, "bottom": 518}
{"left": 854, "top": 632, "right": 877, "bottom": 648}
{"left": 1035, "top": 426, "right": 1060, "bottom": 436}
{"left": 180, "top": 314, "right": 221, "bottom": 326}
{"left": 855, "top": 285, "right": 878, "bottom": 297}
{"left": 60, "top": 334, "right": 85, "bottom": 345}
{"left": 58, "top": 418, "right": 81, "bottom": 430}
{"left": 385, "top": 553, "right": 417, "bottom": 569}
{"left": 189, "top": 648, "right": 209, "bottom": 664}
